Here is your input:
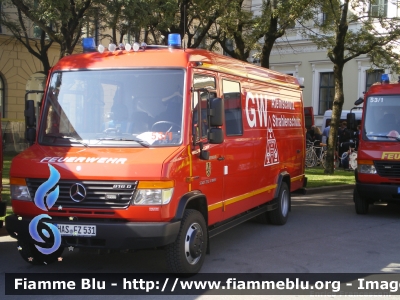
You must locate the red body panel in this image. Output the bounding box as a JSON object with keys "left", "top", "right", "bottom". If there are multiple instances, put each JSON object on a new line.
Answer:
{"left": 10, "top": 47, "right": 305, "bottom": 234}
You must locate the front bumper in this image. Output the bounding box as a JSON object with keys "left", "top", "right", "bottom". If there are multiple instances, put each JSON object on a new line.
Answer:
{"left": 356, "top": 182, "right": 400, "bottom": 203}
{"left": 5, "top": 214, "right": 181, "bottom": 250}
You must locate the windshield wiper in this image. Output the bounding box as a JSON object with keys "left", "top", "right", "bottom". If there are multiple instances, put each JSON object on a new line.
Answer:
{"left": 367, "top": 134, "right": 400, "bottom": 140}
{"left": 94, "top": 136, "right": 150, "bottom": 147}
{"left": 45, "top": 134, "right": 88, "bottom": 147}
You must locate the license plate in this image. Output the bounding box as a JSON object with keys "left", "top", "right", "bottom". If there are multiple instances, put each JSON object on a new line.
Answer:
{"left": 56, "top": 224, "right": 96, "bottom": 237}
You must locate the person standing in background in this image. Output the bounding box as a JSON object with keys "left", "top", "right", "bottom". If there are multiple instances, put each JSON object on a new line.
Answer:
{"left": 322, "top": 120, "right": 331, "bottom": 144}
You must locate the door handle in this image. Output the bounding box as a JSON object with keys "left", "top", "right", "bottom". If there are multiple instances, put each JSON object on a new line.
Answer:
{"left": 297, "top": 149, "right": 301, "bottom": 154}
{"left": 217, "top": 156, "right": 225, "bottom": 161}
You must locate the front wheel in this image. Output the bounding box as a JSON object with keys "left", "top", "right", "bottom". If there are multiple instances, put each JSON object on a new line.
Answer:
{"left": 354, "top": 188, "right": 369, "bottom": 214}
{"left": 166, "top": 209, "right": 207, "bottom": 273}
{"left": 268, "top": 182, "right": 290, "bottom": 225}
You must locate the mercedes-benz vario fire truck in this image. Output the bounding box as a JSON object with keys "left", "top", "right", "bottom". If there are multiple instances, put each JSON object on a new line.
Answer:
{"left": 6, "top": 34, "right": 306, "bottom": 273}
{"left": 351, "top": 74, "right": 400, "bottom": 214}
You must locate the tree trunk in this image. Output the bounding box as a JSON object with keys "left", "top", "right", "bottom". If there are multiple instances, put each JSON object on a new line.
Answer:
{"left": 260, "top": 16, "right": 283, "bottom": 69}
{"left": 324, "top": 0, "right": 349, "bottom": 174}
{"left": 324, "top": 63, "right": 345, "bottom": 174}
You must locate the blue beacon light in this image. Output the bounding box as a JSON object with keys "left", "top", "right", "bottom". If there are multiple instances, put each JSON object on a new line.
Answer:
{"left": 82, "top": 37, "right": 96, "bottom": 53}
{"left": 381, "top": 73, "right": 390, "bottom": 84}
{"left": 168, "top": 34, "right": 181, "bottom": 48}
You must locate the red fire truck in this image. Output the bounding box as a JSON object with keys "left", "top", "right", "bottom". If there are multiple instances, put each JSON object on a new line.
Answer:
{"left": 351, "top": 74, "right": 400, "bottom": 214}
{"left": 6, "top": 34, "right": 306, "bottom": 273}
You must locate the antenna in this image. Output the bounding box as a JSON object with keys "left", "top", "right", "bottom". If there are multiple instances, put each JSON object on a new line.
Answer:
{"left": 183, "top": 5, "right": 186, "bottom": 51}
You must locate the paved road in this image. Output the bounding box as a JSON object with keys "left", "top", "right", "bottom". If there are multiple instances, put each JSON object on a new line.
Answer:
{"left": 1, "top": 188, "right": 400, "bottom": 300}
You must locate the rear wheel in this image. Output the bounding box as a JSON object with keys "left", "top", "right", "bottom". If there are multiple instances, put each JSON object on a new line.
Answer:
{"left": 17, "top": 239, "right": 64, "bottom": 265}
{"left": 354, "top": 188, "right": 369, "bottom": 214}
{"left": 268, "top": 182, "right": 290, "bottom": 225}
{"left": 166, "top": 209, "right": 207, "bottom": 273}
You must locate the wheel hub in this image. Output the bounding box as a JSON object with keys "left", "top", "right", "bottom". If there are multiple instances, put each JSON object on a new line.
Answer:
{"left": 189, "top": 228, "right": 203, "bottom": 258}
{"left": 184, "top": 223, "right": 204, "bottom": 264}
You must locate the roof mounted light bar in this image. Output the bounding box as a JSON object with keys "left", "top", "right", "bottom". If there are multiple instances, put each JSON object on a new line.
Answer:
{"left": 83, "top": 33, "right": 181, "bottom": 54}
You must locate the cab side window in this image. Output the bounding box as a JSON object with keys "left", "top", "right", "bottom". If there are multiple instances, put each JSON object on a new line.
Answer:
{"left": 192, "top": 74, "right": 216, "bottom": 139}
{"left": 223, "top": 80, "right": 242, "bottom": 136}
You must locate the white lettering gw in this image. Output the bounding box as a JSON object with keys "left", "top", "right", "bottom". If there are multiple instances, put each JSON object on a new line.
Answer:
{"left": 246, "top": 92, "right": 268, "bottom": 128}
{"left": 40, "top": 157, "right": 127, "bottom": 164}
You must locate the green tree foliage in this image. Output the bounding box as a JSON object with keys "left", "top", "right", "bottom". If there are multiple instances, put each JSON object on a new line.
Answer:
{"left": 146, "top": 0, "right": 227, "bottom": 48}
{"left": 300, "top": 0, "right": 400, "bottom": 174}
{"left": 96, "top": 0, "right": 148, "bottom": 45}
{"left": 207, "top": 0, "right": 261, "bottom": 61}
{"left": 0, "top": 0, "right": 54, "bottom": 74}
{"left": 258, "top": 0, "right": 315, "bottom": 68}
{"left": 5, "top": 0, "right": 95, "bottom": 59}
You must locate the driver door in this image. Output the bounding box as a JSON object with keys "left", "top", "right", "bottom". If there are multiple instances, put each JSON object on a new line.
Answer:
{"left": 190, "top": 72, "right": 224, "bottom": 226}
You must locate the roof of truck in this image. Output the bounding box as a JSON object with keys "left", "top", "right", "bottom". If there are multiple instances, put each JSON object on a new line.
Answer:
{"left": 52, "top": 47, "right": 300, "bottom": 89}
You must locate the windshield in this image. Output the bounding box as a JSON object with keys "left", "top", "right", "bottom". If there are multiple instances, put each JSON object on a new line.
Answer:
{"left": 364, "top": 95, "right": 400, "bottom": 141}
{"left": 39, "top": 69, "right": 185, "bottom": 147}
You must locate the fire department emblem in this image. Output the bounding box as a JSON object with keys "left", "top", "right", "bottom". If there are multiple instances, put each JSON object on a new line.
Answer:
{"left": 265, "top": 116, "right": 280, "bottom": 166}
{"left": 206, "top": 162, "right": 212, "bottom": 177}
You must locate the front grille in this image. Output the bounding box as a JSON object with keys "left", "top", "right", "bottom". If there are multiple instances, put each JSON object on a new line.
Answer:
{"left": 374, "top": 161, "right": 400, "bottom": 177}
{"left": 26, "top": 179, "right": 138, "bottom": 209}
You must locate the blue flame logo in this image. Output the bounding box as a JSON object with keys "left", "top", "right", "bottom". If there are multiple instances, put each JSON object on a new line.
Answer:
{"left": 34, "top": 164, "right": 60, "bottom": 211}
{"left": 29, "top": 214, "right": 61, "bottom": 254}
{"left": 29, "top": 164, "right": 62, "bottom": 255}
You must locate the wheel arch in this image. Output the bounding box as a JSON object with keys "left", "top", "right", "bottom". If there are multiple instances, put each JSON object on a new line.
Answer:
{"left": 274, "top": 171, "right": 291, "bottom": 210}
{"left": 172, "top": 191, "right": 208, "bottom": 224}
{"left": 274, "top": 171, "right": 291, "bottom": 198}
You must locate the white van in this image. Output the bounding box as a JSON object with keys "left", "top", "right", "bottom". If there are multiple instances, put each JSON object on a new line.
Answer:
{"left": 321, "top": 109, "right": 363, "bottom": 133}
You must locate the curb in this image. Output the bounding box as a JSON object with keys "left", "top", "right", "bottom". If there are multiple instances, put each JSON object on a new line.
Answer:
{"left": 296, "top": 184, "right": 355, "bottom": 196}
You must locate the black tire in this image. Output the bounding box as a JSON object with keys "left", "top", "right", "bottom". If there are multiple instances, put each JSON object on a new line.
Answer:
{"left": 17, "top": 239, "right": 64, "bottom": 265}
{"left": 166, "top": 209, "right": 207, "bottom": 273}
{"left": 268, "top": 182, "right": 290, "bottom": 225}
{"left": 354, "top": 188, "right": 369, "bottom": 214}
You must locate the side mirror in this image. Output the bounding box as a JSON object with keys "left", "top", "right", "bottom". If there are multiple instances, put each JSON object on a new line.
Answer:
{"left": 347, "top": 113, "right": 356, "bottom": 131}
{"left": 25, "top": 100, "right": 36, "bottom": 127}
{"left": 208, "top": 128, "right": 224, "bottom": 144}
{"left": 354, "top": 97, "right": 364, "bottom": 106}
{"left": 208, "top": 98, "right": 223, "bottom": 126}
{"left": 25, "top": 127, "right": 36, "bottom": 146}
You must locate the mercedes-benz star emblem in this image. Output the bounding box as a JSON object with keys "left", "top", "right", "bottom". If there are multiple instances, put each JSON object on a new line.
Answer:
{"left": 69, "top": 183, "right": 87, "bottom": 202}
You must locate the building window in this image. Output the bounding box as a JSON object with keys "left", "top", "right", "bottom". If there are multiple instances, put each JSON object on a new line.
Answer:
{"left": 366, "top": 69, "right": 384, "bottom": 91}
{"left": 322, "top": 12, "right": 329, "bottom": 24}
{"left": 370, "top": 0, "right": 388, "bottom": 17}
{"left": 319, "top": 72, "right": 334, "bottom": 115}
{"left": 0, "top": 75, "right": 5, "bottom": 117}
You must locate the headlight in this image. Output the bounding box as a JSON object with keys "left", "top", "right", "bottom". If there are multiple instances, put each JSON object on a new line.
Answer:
{"left": 132, "top": 188, "right": 174, "bottom": 205}
{"left": 11, "top": 185, "right": 32, "bottom": 201}
{"left": 358, "top": 164, "right": 377, "bottom": 174}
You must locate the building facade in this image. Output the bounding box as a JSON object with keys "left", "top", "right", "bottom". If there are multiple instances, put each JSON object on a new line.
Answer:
{"left": 252, "top": 0, "right": 397, "bottom": 128}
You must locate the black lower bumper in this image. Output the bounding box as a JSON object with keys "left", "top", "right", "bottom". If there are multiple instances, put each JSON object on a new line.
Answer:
{"left": 356, "top": 182, "right": 400, "bottom": 203}
{"left": 5, "top": 214, "right": 181, "bottom": 250}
